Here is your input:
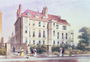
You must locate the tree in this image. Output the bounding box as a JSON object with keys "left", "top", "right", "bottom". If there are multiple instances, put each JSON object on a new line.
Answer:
{"left": 77, "top": 27, "right": 90, "bottom": 50}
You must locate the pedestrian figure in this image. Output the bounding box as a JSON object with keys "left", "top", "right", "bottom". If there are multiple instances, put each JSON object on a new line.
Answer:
{"left": 59, "top": 47, "right": 65, "bottom": 56}
{"left": 27, "top": 45, "right": 31, "bottom": 54}
{"left": 33, "top": 48, "right": 37, "bottom": 56}
{"left": 26, "top": 45, "right": 31, "bottom": 55}
{"left": 20, "top": 49, "right": 24, "bottom": 56}
{"left": 62, "top": 47, "right": 65, "bottom": 56}
{"left": 13, "top": 47, "right": 15, "bottom": 52}
{"left": 59, "top": 47, "right": 62, "bottom": 56}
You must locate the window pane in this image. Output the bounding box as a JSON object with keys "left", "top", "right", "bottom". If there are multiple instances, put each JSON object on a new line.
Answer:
{"left": 38, "top": 30, "right": 41, "bottom": 37}
{"left": 63, "top": 26, "right": 66, "bottom": 30}
{"left": 33, "top": 31, "right": 35, "bottom": 37}
{"left": 43, "top": 31, "right": 45, "bottom": 38}
{"left": 53, "top": 31, "right": 55, "bottom": 36}
{"left": 62, "top": 33, "right": 64, "bottom": 39}
{"left": 66, "top": 33, "right": 68, "bottom": 39}
{"left": 39, "top": 22, "right": 41, "bottom": 27}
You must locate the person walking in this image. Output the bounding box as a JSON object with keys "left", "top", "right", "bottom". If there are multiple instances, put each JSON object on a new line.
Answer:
{"left": 62, "top": 47, "right": 65, "bottom": 56}
{"left": 33, "top": 48, "right": 37, "bottom": 56}
{"left": 59, "top": 47, "right": 62, "bottom": 56}
{"left": 20, "top": 48, "right": 24, "bottom": 56}
{"left": 59, "top": 47, "right": 65, "bottom": 56}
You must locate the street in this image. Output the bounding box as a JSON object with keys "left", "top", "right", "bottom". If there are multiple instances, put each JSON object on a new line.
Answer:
{"left": 0, "top": 55, "right": 90, "bottom": 62}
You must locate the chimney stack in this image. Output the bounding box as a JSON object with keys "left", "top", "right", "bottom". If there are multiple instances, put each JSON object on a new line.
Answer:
{"left": 17, "top": 4, "right": 22, "bottom": 18}
{"left": 42, "top": 7, "right": 48, "bottom": 17}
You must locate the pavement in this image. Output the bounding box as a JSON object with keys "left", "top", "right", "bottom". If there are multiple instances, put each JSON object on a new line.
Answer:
{"left": 0, "top": 54, "right": 90, "bottom": 62}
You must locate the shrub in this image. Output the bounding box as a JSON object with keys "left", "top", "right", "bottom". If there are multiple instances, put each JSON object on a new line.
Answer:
{"left": 30, "top": 45, "right": 47, "bottom": 54}
{"left": 36, "top": 45, "right": 47, "bottom": 54}
{"left": 52, "top": 46, "right": 60, "bottom": 52}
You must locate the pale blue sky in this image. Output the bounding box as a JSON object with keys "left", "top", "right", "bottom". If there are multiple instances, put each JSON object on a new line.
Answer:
{"left": 0, "top": 0, "right": 90, "bottom": 41}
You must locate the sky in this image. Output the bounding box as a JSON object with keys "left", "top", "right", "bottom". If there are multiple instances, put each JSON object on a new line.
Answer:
{"left": 0, "top": 0, "right": 90, "bottom": 43}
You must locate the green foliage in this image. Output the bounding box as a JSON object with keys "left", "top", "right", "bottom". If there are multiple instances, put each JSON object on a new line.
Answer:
{"left": 77, "top": 27, "right": 90, "bottom": 50}
{"left": 30, "top": 45, "right": 47, "bottom": 54}
{"left": 52, "top": 46, "right": 60, "bottom": 52}
{"left": 36, "top": 45, "right": 47, "bottom": 54}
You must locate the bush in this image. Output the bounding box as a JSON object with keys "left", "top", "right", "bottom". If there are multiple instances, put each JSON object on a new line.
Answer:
{"left": 30, "top": 45, "right": 47, "bottom": 54}
{"left": 36, "top": 45, "right": 47, "bottom": 54}
{"left": 52, "top": 46, "right": 60, "bottom": 52}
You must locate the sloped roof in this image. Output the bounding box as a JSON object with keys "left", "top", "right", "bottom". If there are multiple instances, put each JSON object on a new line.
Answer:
{"left": 21, "top": 9, "right": 70, "bottom": 26}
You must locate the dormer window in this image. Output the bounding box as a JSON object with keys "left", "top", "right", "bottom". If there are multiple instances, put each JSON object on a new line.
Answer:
{"left": 27, "top": 12, "right": 30, "bottom": 16}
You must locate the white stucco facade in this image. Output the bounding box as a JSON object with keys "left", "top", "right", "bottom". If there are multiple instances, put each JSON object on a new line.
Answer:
{"left": 15, "top": 5, "right": 74, "bottom": 46}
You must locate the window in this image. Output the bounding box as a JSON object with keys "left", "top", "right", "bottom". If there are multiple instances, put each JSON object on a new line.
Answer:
{"left": 39, "top": 22, "right": 41, "bottom": 27}
{"left": 53, "top": 41, "right": 55, "bottom": 45}
{"left": 43, "top": 25, "right": 45, "bottom": 27}
{"left": 66, "top": 33, "right": 68, "bottom": 39}
{"left": 38, "top": 30, "right": 41, "bottom": 37}
{"left": 39, "top": 40, "right": 41, "bottom": 44}
{"left": 29, "top": 31, "right": 30, "bottom": 37}
{"left": 43, "top": 31, "right": 45, "bottom": 38}
{"left": 53, "top": 31, "right": 55, "bottom": 36}
{"left": 33, "top": 40, "right": 35, "bottom": 45}
{"left": 27, "top": 12, "right": 30, "bottom": 16}
{"left": 53, "top": 23, "right": 55, "bottom": 26}
{"left": 25, "top": 30, "right": 27, "bottom": 33}
{"left": 43, "top": 40, "right": 45, "bottom": 45}
{"left": 62, "top": 33, "right": 64, "bottom": 39}
{"left": 57, "top": 32, "right": 59, "bottom": 39}
{"left": 43, "top": 22, "right": 45, "bottom": 27}
{"left": 33, "top": 31, "right": 35, "bottom": 37}
{"left": 56, "top": 24, "right": 59, "bottom": 29}
{"left": 57, "top": 41, "right": 59, "bottom": 44}
{"left": 63, "top": 26, "right": 67, "bottom": 30}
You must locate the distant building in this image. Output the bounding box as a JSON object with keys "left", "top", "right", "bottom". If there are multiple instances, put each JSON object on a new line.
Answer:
{"left": 0, "top": 12, "right": 4, "bottom": 47}
{"left": 0, "top": 12, "right": 2, "bottom": 33}
{"left": 14, "top": 4, "right": 73, "bottom": 47}
{"left": 0, "top": 12, "right": 2, "bottom": 43}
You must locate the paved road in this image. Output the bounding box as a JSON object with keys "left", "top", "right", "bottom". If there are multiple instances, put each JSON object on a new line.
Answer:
{"left": 0, "top": 55, "right": 90, "bottom": 62}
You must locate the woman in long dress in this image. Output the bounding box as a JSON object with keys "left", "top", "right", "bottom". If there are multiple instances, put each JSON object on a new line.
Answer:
{"left": 59, "top": 48, "right": 62, "bottom": 56}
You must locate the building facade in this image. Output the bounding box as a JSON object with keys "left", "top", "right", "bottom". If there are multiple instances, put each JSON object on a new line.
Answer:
{"left": 15, "top": 5, "right": 73, "bottom": 47}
